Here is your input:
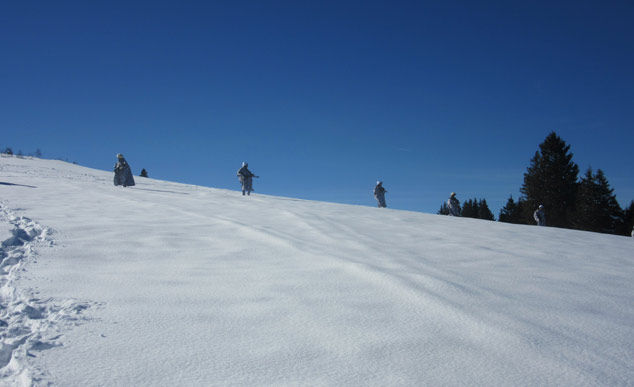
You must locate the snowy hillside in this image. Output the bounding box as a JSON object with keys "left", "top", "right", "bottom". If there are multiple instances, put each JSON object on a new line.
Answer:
{"left": 1, "top": 156, "right": 633, "bottom": 386}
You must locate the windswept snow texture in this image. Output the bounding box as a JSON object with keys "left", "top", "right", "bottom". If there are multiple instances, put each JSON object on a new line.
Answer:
{"left": 0, "top": 201, "right": 96, "bottom": 386}
{"left": 1, "top": 156, "right": 633, "bottom": 386}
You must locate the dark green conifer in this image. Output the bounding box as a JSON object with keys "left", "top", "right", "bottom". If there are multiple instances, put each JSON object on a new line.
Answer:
{"left": 620, "top": 201, "right": 634, "bottom": 236}
{"left": 437, "top": 202, "right": 450, "bottom": 215}
{"left": 520, "top": 132, "right": 579, "bottom": 228}
{"left": 477, "top": 199, "right": 495, "bottom": 221}
{"left": 499, "top": 196, "right": 529, "bottom": 224}
{"left": 459, "top": 198, "right": 494, "bottom": 220}
{"left": 460, "top": 199, "right": 476, "bottom": 218}
{"left": 574, "top": 168, "right": 623, "bottom": 234}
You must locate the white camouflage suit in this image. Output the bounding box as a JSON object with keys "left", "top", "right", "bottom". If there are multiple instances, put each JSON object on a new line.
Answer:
{"left": 447, "top": 194, "right": 461, "bottom": 216}
{"left": 374, "top": 182, "right": 387, "bottom": 208}
{"left": 533, "top": 207, "right": 546, "bottom": 226}
{"left": 237, "top": 163, "right": 255, "bottom": 195}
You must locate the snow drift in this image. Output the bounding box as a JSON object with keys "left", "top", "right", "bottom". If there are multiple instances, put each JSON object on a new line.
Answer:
{"left": 1, "top": 156, "right": 633, "bottom": 386}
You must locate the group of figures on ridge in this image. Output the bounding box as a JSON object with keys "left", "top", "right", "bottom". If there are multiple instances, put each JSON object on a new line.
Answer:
{"left": 375, "top": 183, "right": 548, "bottom": 227}
{"left": 112, "top": 156, "right": 625, "bottom": 232}
{"left": 446, "top": 191, "right": 546, "bottom": 226}
{"left": 112, "top": 155, "right": 260, "bottom": 196}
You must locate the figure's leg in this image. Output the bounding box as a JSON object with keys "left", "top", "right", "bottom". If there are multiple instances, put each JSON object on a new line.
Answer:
{"left": 378, "top": 195, "right": 386, "bottom": 208}
{"left": 246, "top": 177, "right": 253, "bottom": 195}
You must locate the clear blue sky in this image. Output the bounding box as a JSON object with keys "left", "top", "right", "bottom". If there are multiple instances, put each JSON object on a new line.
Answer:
{"left": 2, "top": 1, "right": 633, "bottom": 215}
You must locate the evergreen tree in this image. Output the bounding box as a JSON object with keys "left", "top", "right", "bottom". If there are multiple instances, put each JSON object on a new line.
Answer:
{"left": 573, "top": 168, "right": 623, "bottom": 234}
{"left": 477, "top": 199, "right": 495, "bottom": 221}
{"left": 520, "top": 132, "right": 579, "bottom": 228}
{"left": 4, "top": 147, "right": 13, "bottom": 155}
{"left": 438, "top": 202, "right": 450, "bottom": 215}
{"left": 461, "top": 199, "right": 476, "bottom": 218}
{"left": 140, "top": 168, "right": 149, "bottom": 178}
{"left": 621, "top": 201, "right": 634, "bottom": 236}
{"left": 460, "top": 198, "right": 494, "bottom": 220}
{"left": 499, "top": 196, "right": 527, "bottom": 224}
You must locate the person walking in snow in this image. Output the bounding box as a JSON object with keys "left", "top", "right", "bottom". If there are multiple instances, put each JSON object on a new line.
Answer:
{"left": 113, "top": 154, "right": 135, "bottom": 187}
{"left": 533, "top": 205, "right": 546, "bottom": 226}
{"left": 237, "top": 162, "right": 258, "bottom": 196}
{"left": 374, "top": 181, "right": 387, "bottom": 208}
{"left": 447, "top": 192, "right": 461, "bottom": 216}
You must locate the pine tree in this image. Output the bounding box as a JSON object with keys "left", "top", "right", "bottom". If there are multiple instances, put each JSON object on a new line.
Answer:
{"left": 460, "top": 198, "right": 494, "bottom": 220}
{"left": 621, "top": 201, "right": 634, "bottom": 236}
{"left": 460, "top": 199, "right": 475, "bottom": 218}
{"left": 499, "top": 196, "right": 522, "bottom": 224}
{"left": 574, "top": 168, "right": 623, "bottom": 234}
{"left": 140, "top": 168, "right": 149, "bottom": 178}
{"left": 477, "top": 199, "right": 495, "bottom": 221}
{"left": 462, "top": 200, "right": 470, "bottom": 217}
{"left": 437, "top": 202, "right": 450, "bottom": 215}
{"left": 520, "top": 132, "right": 579, "bottom": 228}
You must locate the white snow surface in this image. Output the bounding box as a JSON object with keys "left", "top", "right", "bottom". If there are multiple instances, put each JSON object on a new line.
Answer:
{"left": 1, "top": 156, "right": 633, "bottom": 386}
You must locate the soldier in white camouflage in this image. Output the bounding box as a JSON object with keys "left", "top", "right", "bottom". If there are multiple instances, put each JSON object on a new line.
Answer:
{"left": 533, "top": 205, "right": 546, "bottom": 226}
{"left": 447, "top": 192, "right": 461, "bottom": 216}
{"left": 114, "top": 154, "right": 135, "bottom": 187}
{"left": 237, "top": 162, "right": 258, "bottom": 196}
{"left": 374, "top": 181, "right": 387, "bottom": 208}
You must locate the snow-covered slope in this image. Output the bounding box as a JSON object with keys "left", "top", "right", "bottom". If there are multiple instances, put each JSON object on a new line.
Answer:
{"left": 1, "top": 156, "right": 633, "bottom": 386}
